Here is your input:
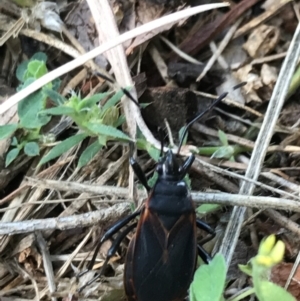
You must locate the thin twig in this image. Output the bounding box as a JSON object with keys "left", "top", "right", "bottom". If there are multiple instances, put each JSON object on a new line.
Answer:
{"left": 1, "top": 193, "right": 300, "bottom": 237}
{"left": 35, "top": 232, "right": 57, "bottom": 301}
{"left": 160, "top": 35, "right": 202, "bottom": 65}
{"left": 196, "top": 17, "right": 243, "bottom": 81}
{"left": 0, "top": 203, "right": 130, "bottom": 235}
{"left": 265, "top": 209, "right": 300, "bottom": 236}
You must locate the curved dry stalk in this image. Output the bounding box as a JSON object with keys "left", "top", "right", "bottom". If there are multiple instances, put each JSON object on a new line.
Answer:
{"left": 0, "top": 3, "right": 229, "bottom": 116}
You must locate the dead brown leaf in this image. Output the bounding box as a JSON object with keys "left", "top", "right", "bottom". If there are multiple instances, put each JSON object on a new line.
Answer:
{"left": 235, "top": 65, "right": 263, "bottom": 103}
{"left": 272, "top": 262, "right": 300, "bottom": 301}
{"left": 261, "top": 63, "right": 278, "bottom": 87}
{"left": 18, "top": 246, "right": 43, "bottom": 276}
{"left": 243, "top": 24, "right": 280, "bottom": 58}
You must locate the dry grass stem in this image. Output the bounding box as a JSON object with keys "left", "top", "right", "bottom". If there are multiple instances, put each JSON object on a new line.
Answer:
{"left": 196, "top": 17, "right": 243, "bottom": 81}
{"left": 219, "top": 21, "right": 300, "bottom": 266}
{"left": 233, "top": 0, "right": 293, "bottom": 39}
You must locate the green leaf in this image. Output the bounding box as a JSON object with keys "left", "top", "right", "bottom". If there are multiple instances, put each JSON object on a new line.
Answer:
{"left": 16, "top": 53, "right": 47, "bottom": 83}
{"left": 179, "top": 126, "right": 188, "bottom": 146}
{"left": 31, "top": 52, "right": 47, "bottom": 63}
{"left": 239, "top": 263, "right": 253, "bottom": 277}
{"left": 18, "top": 81, "right": 51, "bottom": 129}
{"left": 211, "top": 146, "right": 234, "bottom": 160}
{"left": 78, "top": 92, "right": 111, "bottom": 111}
{"left": 255, "top": 281, "right": 295, "bottom": 301}
{"left": 102, "top": 90, "right": 124, "bottom": 111}
{"left": 77, "top": 141, "right": 103, "bottom": 168}
{"left": 197, "top": 204, "right": 221, "bottom": 215}
{"left": 5, "top": 148, "right": 20, "bottom": 167}
{"left": 136, "top": 138, "right": 160, "bottom": 161}
{"left": 24, "top": 142, "right": 40, "bottom": 156}
{"left": 52, "top": 78, "right": 61, "bottom": 91}
{"left": 218, "top": 130, "right": 228, "bottom": 146}
{"left": 136, "top": 138, "right": 147, "bottom": 150}
{"left": 146, "top": 172, "right": 158, "bottom": 188}
{"left": 189, "top": 254, "right": 226, "bottom": 301}
{"left": 86, "top": 123, "right": 131, "bottom": 141}
{"left": 98, "top": 135, "right": 108, "bottom": 146}
{"left": 0, "top": 124, "right": 18, "bottom": 140}
{"left": 27, "top": 60, "right": 47, "bottom": 79}
{"left": 184, "top": 174, "right": 191, "bottom": 189}
{"left": 11, "top": 137, "right": 18, "bottom": 146}
{"left": 40, "top": 106, "right": 76, "bottom": 116}
{"left": 146, "top": 144, "right": 161, "bottom": 161}
{"left": 139, "top": 102, "right": 151, "bottom": 109}
{"left": 101, "top": 107, "right": 119, "bottom": 126}
{"left": 18, "top": 77, "right": 35, "bottom": 89}
{"left": 16, "top": 60, "right": 29, "bottom": 82}
{"left": 115, "top": 115, "right": 126, "bottom": 127}
{"left": 43, "top": 88, "right": 66, "bottom": 105}
{"left": 39, "top": 133, "right": 87, "bottom": 165}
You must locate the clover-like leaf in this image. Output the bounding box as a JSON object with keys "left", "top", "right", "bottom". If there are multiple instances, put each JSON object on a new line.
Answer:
{"left": 24, "top": 142, "right": 40, "bottom": 157}
{"left": 43, "top": 88, "right": 66, "bottom": 105}
{"left": 31, "top": 52, "right": 47, "bottom": 63}
{"left": 5, "top": 148, "right": 20, "bottom": 167}
{"left": 16, "top": 60, "right": 29, "bottom": 82}
{"left": 0, "top": 124, "right": 18, "bottom": 140}
{"left": 27, "top": 60, "right": 47, "bottom": 79}
{"left": 18, "top": 78, "right": 50, "bottom": 129}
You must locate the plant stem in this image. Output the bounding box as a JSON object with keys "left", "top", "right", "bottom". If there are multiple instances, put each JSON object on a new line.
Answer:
{"left": 227, "top": 287, "right": 255, "bottom": 301}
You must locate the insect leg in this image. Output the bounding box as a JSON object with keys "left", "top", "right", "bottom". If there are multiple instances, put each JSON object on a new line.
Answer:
{"left": 129, "top": 142, "right": 151, "bottom": 191}
{"left": 196, "top": 218, "right": 216, "bottom": 244}
{"left": 197, "top": 245, "right": 212, "bottom": 264}
{"left": 196, "top": 218, "right": 215, "bottom": 263}
{"left": 79, "top": 222, "right": 137, "bottom": 292}
{"left": 79, "top": 210, "right": 141, "bottom": 278}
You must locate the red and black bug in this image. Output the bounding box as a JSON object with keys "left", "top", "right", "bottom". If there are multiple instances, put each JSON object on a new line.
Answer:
{"left": 79, "top": 83, "right": 244, "bottom": 301}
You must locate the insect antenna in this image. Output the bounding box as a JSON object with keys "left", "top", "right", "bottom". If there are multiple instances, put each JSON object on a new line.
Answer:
{"left": 177, "top": 82, "right": 246, "bottom": 154}
{"left": 94, "top": 71, "right": 140, "bottom": 107}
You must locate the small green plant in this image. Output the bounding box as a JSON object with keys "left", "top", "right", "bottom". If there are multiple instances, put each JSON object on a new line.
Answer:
{"left": 39, "top": 88, "right": 131, "bottom": 167}
{"left": 190, "top": 235, "right": 295, "bottom": 301}
{"left": 0, "top": 52, "right": 132, "bottom": 168}
{"left": 197, "top": 130, "right": 246, "bottom": 161}
{"left": 0, "top": 52, "right": 57, "bottom": 166}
